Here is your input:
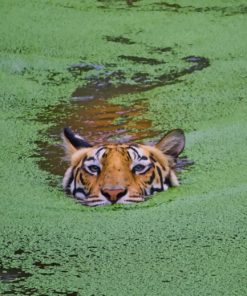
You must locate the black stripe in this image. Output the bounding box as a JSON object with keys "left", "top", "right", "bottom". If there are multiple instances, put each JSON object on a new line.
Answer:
{"left": 96, "top": 147, "right": 106, "bottom": 157}
{"left": 65, "top": 167, "right": 75, "bottom": 191}
{"left": 156, "top": 166, "right": 164, "bottom": 191}
{"left": 140, "top": 156, "right": 148, "bottom": 160}
{"left": 145, "top": 171, "right": 155, "bottom": 185}
{"left": 85, "top": 156, "right": 95, "bottom": 162}
{"left": 117, "top": 189, "right": 128, "bottom": 199}
{"left": 126, "top": 151, "right": 131, "bottom": 160}
{"left": 72, "top": 168, "right": 80, "bottom": 196}
{"left": 79, "top": 174, "right": 86, "bottom": 186}
{"left": 129, "top": 146, "right": 141, "bottom": 159}
{"left": 80, "top": 156, "right": 86, "bottom": 166}
{"left": 150, "top": 187, "right": 163, "bottom": 195}
{"left": 150, "top": 155, "right": 157, "bottom": 163}
{"left": 164, "top": 173, "right": 172, "bottom": 187}
{"left": 74, "top": 187, "right": 88, "bottom": 197}
{"left": 164, "top": 178, "right": 172, "bottom": 187}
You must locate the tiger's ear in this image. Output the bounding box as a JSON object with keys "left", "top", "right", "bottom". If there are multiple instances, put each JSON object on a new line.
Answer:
{"left": 155, "top": 129, "right": 185, "bottom": 158}
{"left": 62, "top": 127, "right": 92, "bottom": 157}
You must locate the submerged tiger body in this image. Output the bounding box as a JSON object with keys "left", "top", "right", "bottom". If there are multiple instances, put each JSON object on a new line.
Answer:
{"left": 62, "top": 128, "right": 185, "bottom": 206}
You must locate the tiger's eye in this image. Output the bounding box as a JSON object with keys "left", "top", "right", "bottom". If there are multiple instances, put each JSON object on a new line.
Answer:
{"left": 133, "top": 164, "right": 145, "bottom": 172}
{"left": 88, "top": 165, "right": 100, "bottom": 173}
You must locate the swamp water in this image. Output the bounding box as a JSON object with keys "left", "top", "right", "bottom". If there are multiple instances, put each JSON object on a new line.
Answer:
{"left": 2, "top": 1, "right": 246, "bottom": 295}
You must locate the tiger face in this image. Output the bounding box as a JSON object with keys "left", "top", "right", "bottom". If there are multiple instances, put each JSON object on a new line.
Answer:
{"left": 62, "top": 128, "right": 185, "bottom": 206}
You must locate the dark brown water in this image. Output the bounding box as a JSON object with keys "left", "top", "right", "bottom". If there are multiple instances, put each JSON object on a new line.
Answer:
{"left": 37, "top": 98, "right": 159, "bottom": 177}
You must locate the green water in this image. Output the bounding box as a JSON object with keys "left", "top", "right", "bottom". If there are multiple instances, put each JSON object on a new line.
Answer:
{"left": 0, "top": 1, "right": 246, "bottom": 295}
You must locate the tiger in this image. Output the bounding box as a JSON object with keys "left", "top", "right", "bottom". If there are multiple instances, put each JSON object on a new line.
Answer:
{"left": 62, "top": 127, "right": 185, "bottom": 206}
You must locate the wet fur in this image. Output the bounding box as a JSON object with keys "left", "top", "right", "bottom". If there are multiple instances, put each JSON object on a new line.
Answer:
{"left": 62, "top": 128, "right": 185, "bottom": 206}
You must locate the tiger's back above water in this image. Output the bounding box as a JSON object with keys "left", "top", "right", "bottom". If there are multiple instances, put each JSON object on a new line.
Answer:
{"left": 62, "top": 127, "right": 185, "bottom": 206}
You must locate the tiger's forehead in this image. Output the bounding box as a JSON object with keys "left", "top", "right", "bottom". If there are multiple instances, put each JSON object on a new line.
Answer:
{"left": 86, "top": 143, "right": 150, "bottom": 160}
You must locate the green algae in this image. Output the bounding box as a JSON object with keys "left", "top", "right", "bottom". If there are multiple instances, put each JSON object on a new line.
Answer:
{"left": 0, "top": 1, "right": 247, "bottom": 295}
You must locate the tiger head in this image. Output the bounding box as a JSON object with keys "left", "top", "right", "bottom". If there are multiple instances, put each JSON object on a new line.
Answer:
{"left": 62, "top": 127, "right": 185, "bottom": 206}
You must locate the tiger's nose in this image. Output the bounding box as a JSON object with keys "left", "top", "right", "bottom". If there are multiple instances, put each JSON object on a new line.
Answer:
{"left": 101, "top": 187, "right": 127, "bottom": 204}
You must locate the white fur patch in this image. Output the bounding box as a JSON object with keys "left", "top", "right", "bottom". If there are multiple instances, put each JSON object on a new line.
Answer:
{"left": 62, "top": 167, "right": 73, "bottom": 190}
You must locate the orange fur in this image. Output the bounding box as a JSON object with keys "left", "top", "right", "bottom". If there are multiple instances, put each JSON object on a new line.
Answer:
{"left": 62, "top": 128, "right": 185, "bottom": 206}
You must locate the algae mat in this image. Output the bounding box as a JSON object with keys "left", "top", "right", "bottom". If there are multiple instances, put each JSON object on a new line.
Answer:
{"left": 0, "top": 1, "right": 247, "bottom": 295}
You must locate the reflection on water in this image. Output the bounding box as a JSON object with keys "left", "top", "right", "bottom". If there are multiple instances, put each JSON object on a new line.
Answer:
{"left": 37, "top": 98, "right": 159, "bottom": 177}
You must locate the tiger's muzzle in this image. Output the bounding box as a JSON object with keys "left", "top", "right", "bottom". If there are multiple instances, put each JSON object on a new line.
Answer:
{"left": 100, "top": 187, "right": 128, "bottom": 204}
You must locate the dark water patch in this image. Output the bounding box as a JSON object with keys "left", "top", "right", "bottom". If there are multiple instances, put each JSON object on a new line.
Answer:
{"left": 98, "top": 0, "right": 139, "bottom": 9}
{"left": 67, "top": 63, "right": 104, "bottom": 77}
{"left": 0, "top": 266, "right": 31, "bottom": 283}
{"left": 21, "top": 67, "right": 71, "bottom": 86}
{"left": 184, "top": 56, "right": 205, "bottom": 63}
{"left": 104, "top": 35, "right": 136, "bottom": 44}
{"left": 193, "top": 5, "right": 247, "bottom": 16}
{"left": 153, "top": 2, "right": 247, "bottom": 16}
{"left": 14, "top": 249, "right": 25, "bottom": 255}
{"left": 34, "top": 261, "right": 60, "bottom": 269}
{"left": 182, "top": 56, "right": 210, "bottom": 72}
{"left": 71, "top": 82, "right": 142, "bottom": 101}
{"left": 97, "top": 1, "right": 247, "bottom": 15}
{"left": 157, "top": 2, "right": 182, "bottom": 10}
{"left": 51, "top": 292, "right": 78, "bottom": 296}
{"left": 2, "top": 286, "right": 38, "bottom": 296}
{"left": 21, "top": 62, "right": 103, "bottom": 87}
{"left": 60, "top": 5, "right": 74, "bottom": 9}
{"left": 104, "top": 35, "right": 171, "bottom": 56}
{"left": 119, "top": 55, "right": 165, "bottom": 65}
{"left": 45, "top": 70, "right": 71, "bottom": 86}
{"left": 72, "top": 56, "right": 209, "bottom": 100}
{"left": 131, "top": 72, "right": 150, "bottom": 83}
{"left": 223, "top": 5, "right": 247, "bottom": 16}
{"left": 126, "top": 0, "right": 138, "bottom": 7}
{"left": 2, "top": 288, "right": 38, "bottom": 295}
{"left": 55, "top": 3, "right": 74, "bottom": 10}
{"left": 150, "top": 46, "right": 173, "bottom": 53}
